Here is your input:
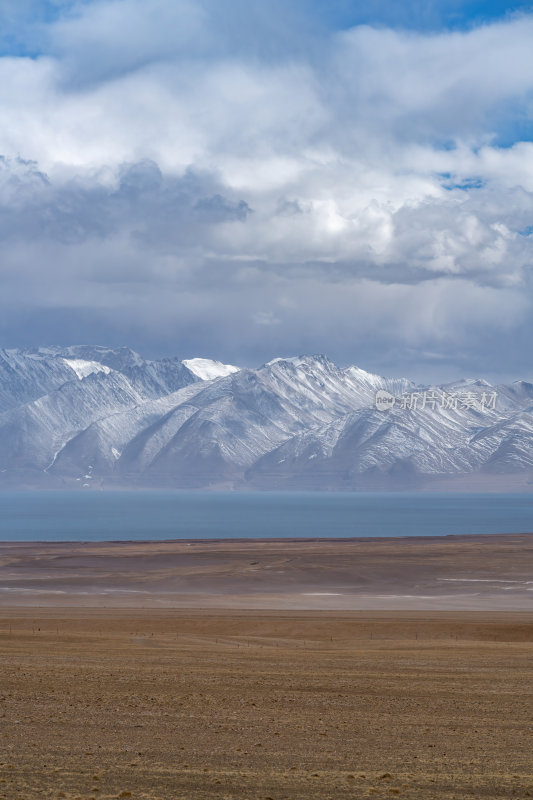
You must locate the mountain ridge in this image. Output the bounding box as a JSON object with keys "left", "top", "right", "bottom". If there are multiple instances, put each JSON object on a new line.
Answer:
{"left": 1, "top": 346, "right": 532, "bottom": 491}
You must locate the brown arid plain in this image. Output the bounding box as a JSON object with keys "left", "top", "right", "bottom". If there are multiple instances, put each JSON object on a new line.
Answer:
{"left": 1, "top": 534, "right": 533, "bottom": 799}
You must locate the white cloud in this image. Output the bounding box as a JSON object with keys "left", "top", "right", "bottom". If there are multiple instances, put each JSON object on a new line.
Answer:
{"left": 50, "top": 0, "right": 207, "bottom": 81}
{"left": 1, "top": 2, "right": 533, "bottom": 377}
{"left": 331, "top": 18, "right": 533, "bottom": 140}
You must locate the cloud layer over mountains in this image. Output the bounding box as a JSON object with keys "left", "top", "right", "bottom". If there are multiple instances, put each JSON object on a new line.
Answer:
{"left": 1, "top": 1, "right": 533, "bottom": 380}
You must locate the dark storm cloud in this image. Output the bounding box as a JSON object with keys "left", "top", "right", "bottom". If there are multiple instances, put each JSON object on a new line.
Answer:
{"left": 0, "top": 156, "right": 252, "bottom": 247}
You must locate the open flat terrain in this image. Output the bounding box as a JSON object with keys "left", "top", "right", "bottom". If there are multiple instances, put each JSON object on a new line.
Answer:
{"left": 1, "top": 534, "right": 533, "bottom": 609}
{"left": 0, "top": 535, "right": 532, "bottom": 798}
{"left": 0, "top": 608, "right": 532, "bottom": 799}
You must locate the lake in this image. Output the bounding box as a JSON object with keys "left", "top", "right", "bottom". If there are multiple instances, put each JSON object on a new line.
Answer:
{"left": 0, "top": 490, "right": 532, "bottom": 541}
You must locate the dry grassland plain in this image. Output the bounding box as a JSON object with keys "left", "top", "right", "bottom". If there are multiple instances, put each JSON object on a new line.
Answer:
{"left": 1, "top": 534, "right": 532, "bottom": 799}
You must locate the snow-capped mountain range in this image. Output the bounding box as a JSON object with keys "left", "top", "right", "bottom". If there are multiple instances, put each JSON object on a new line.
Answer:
{"left": 1, "top": 345, "right": 533, "bottom": 491}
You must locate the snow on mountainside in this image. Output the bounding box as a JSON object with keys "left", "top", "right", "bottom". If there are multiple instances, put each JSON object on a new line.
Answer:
{"left": 246, "top": 402, "right": 504, "bottom": 489}
{"left": 63, "top": 359, "right": 112, "bottom": 380}
{"left": 0, "top": 349, "right": 81, "bottom": 413}
{"left": 0, "top": 346, "right": 533, "bottom": 490}
{"left": 183, "top": 358, "right": 240, "bottom": 380}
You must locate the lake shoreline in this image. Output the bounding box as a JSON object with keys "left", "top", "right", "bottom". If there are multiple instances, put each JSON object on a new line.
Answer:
{"left": 2, "top": 532, "right": 532, "bottom": 610}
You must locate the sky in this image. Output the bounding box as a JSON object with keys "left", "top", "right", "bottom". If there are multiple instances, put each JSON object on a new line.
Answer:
{"left": 1, "top": 0, "right": 533, "bottom": 381}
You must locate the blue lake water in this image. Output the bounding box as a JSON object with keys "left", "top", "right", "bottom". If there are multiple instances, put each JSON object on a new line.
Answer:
{"left": 0, "top": 491, "right": 532, "bottom": 542}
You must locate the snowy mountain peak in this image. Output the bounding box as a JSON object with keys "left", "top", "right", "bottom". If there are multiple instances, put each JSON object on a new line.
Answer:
{"left": 266, "top": 356, "right": 303, "bottom": 367}
{"left": 2, "top": 346, "right": 533, "bottom": 491}
{"left": 265, "top": 354, "right": 334, "bottom": 371}
{"left": 60, "top": 346, "right": 145, "bottom": 371}
{"left": 344, "top": 365, "right": 389, "bottom": 387}
{"left": 183, "top": 358, "right": 240, "bottom": 381}
{"left": 63, "top": 359, "right": 112, "bottom": 380}
{"left": 441, "top": 377, "right": 492, "bottom": 390}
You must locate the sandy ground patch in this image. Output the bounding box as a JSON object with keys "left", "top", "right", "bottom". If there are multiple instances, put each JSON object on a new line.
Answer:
{"left": 0, "top": 608, "right": 533, "bottom": 799}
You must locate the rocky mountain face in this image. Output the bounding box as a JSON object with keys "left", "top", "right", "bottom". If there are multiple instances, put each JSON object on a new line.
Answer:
{"left": 1, "top": 346, "right": 532, "bottom": 490}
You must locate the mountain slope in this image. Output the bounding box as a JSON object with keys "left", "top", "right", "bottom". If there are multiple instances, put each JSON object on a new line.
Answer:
{"left": 1, "top": 346, "right": 532, "bottom": 490}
